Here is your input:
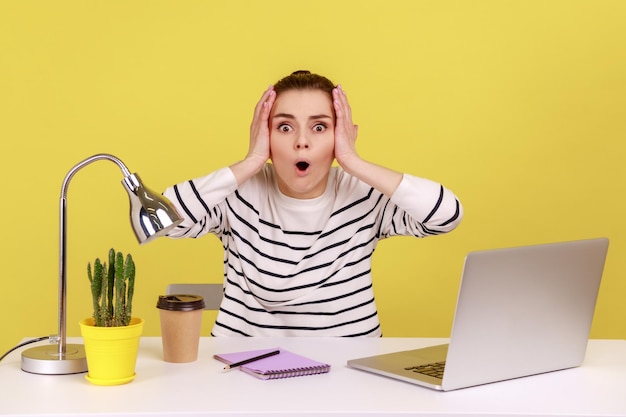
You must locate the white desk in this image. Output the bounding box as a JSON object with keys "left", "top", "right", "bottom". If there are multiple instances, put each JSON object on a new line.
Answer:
{"left": 1, "top": 338, "right": 625, "bottom": 417}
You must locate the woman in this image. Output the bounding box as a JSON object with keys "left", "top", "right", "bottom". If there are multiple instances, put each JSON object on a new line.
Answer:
{"left": 163, "top": 71, "right": 463, "bottom": 336}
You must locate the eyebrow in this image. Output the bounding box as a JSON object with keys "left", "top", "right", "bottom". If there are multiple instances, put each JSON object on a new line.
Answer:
{"left": 272, "top": 113, "right": 333, "bottom": 120}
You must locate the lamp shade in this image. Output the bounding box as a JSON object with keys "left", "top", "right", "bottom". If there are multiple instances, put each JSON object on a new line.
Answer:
{"left": 123, "top": 173, "right": 183, "bottom": 244}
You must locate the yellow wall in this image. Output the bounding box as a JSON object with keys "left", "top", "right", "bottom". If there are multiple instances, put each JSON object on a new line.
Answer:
{"left": 1, "top": 1, "right": 624, "bottom": 355}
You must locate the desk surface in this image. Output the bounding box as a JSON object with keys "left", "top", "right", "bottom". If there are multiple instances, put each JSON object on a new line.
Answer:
{"left": 1, "top": 337, "right": 625, "bottom": 417}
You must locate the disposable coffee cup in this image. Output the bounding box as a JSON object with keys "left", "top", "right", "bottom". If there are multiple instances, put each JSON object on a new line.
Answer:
{"left": 156, "top": 294, "right": 205, "bottom": 363}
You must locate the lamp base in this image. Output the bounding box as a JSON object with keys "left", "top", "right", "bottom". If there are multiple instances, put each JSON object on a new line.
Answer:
{"left": 21, "top": 344, "right": 88, "bottom": 375}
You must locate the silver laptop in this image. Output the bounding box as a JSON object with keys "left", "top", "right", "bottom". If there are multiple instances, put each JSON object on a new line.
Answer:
{"left": 348, "top": 238, "right": 609, "bottom": 391}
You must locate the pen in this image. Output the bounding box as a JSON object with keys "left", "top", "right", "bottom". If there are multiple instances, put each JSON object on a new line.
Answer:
{"left": 224, "top": 349, "right": 280, "bottom": 370}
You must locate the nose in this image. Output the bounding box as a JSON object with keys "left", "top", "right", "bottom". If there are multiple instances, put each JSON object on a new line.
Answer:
{"left": 295, "top": 132, "right": 310, "bottom": 149}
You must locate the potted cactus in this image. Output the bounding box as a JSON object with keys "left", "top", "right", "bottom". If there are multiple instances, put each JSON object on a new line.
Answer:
{"left": 88, "top": 248, "right": 136, "bottom": 327}
{"left": 79, "top": 248, "right": 144, "bottom": 386}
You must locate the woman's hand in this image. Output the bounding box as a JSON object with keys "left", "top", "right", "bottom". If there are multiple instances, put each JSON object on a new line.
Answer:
{"left": 332, "top": 85, "right": 360, "bottom": 169}
{"left": 332, "top": 85, "right": 403, "bottom": 197}
{"left": 247, "top": 85, "right": 276, "bottom": 167}
{"left": 230, "top": 86, "right": 276, "bottom": 186}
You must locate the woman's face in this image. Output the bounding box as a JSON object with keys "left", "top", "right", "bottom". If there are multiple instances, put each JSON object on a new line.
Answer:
{"left": 269, "top": 89, "right": 335, "bottom": 199}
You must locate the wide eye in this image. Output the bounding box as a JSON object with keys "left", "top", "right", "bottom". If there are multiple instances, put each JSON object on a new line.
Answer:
{"left": 277, "top": 123, "right": 293, "bottom": 133}
{"left": 313, "top": 123, "right": 327, "bottom": 133}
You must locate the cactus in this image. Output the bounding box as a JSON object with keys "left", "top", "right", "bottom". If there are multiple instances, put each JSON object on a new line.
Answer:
{"left": 86, "top": 248, "right": 136, "bottom": 327}
{"left": 88, "top": 259, "right": 105, "bottom": 327}
{"left": 106, "top": 248, "right": 115, "bottom": 320}
{"left": 124, "top": 254, "right": 135, "bottom": 326}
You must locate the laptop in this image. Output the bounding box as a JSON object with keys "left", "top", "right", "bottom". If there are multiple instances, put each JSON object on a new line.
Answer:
{"left": 348, "top": 238, "right": 609, "bottom": 391}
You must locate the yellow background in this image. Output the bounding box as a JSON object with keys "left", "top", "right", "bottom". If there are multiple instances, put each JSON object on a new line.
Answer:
{"left": 1, "top": 0, "right": 624, "bottom": 356}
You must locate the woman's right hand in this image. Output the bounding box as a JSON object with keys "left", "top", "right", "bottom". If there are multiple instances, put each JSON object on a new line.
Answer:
{"left": 247, "top": 85, "right": 276, "bottom": 168}
{"left": 230, "top": 86, "right": 276, "bottom": 185}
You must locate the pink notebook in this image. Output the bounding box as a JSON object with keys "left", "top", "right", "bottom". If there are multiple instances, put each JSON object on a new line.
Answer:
{"left": 213, "top": 348, "right": 331, "bottom": 380}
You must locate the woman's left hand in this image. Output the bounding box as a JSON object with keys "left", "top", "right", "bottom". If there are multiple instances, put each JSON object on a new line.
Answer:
{"left": 333, "top": 85, "right": 359, "bottom": 168}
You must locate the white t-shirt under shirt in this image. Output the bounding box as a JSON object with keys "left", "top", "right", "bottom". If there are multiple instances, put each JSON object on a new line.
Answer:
{"left": 163, "top": 164, "right": 463, "bottom": 337}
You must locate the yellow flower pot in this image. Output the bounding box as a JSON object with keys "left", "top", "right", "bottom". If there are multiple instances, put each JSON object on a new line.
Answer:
{"left": 79, "top": 317, "right": 144, "bottom": 386}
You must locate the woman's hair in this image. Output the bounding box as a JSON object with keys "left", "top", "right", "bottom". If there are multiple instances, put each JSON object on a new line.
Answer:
{"left": 273, "top": 70, "right": 336, "bottom": 100}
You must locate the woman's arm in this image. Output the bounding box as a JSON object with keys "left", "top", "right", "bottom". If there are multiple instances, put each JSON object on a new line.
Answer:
{"left": 333, "top": 85, "right": 462, "bottom": 232}
{"left": 163, "top": 86, "right": 277, "bottom": 238}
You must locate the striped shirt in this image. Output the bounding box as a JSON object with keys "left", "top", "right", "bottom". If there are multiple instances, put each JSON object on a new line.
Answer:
{"left": 163, "top": 164, "right": 463, "bottom": 337}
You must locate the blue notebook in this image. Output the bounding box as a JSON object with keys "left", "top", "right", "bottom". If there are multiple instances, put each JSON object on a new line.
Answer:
{"left": 213, "top": 347, "right": 331, "bottom": 380}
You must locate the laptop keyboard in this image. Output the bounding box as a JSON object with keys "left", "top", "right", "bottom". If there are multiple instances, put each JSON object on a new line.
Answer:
{"left": 405, "top": 361, "right": 446, "bottom": 379}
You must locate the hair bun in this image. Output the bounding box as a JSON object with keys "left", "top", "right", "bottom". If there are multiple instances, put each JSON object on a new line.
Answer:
{"left": 274, "top": 71, "right": 335, "bottom": 96}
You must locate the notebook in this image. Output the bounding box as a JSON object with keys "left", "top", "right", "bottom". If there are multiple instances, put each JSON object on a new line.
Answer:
{"left": 348, "top": 238, "right": 609, "bottom": 391}
{"left": 214, "top": 348, "right": 331, "bottom": 380}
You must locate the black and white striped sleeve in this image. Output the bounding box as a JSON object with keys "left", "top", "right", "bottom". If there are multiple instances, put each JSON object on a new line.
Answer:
{"left": 162, "top": 167, "right": 238, "bottom": 239}
{"left": 383, "top": 174, "right": 463, "bottom": 238}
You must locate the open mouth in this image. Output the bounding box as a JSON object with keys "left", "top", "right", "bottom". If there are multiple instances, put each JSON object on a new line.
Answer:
{"left": 296, "top": 161, "right": 310, "bottom": 172}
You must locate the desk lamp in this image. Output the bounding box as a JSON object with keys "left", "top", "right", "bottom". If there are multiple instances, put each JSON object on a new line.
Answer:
{"left": 21, "top": 153, "right": 183, "bottom": 375}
